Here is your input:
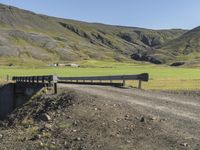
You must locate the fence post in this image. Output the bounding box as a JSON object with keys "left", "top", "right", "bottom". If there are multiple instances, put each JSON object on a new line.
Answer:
{"left": 42, "top": 77, "right": 44, "bottom": 84}
{"left": 54, "top": 83, "right": 57, "bottom": 94}
{"left": 138, "top": 80, "right": 142, "bottom": 89}
{"left": 123, "top": 80, "right": 126, "bottom": 87}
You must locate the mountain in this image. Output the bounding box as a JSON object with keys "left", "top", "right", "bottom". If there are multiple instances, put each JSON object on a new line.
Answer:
{"left": 155, "top": 26, "right": 200, "bottom": 66}
{"left": 0, "top": 3, "right": 191, "bottom": 66}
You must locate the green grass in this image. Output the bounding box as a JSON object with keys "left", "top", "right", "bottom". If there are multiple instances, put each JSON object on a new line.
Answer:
{"left": 0, "top": 61, "right": 199, "bottom": 90}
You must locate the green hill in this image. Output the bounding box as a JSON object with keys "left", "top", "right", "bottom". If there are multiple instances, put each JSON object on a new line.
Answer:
{"left": 155, "top": 26, "right": 200, "bottom": 66}
{"left": 0, "top": 3, "right": 194, "bottom": 66}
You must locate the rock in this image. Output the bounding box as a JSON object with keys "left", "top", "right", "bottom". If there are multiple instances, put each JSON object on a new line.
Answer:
{"left": 30, "top": 134, "right": 41, "bottom": 141}
{"left": 126, "top": 140, "right": 131, "bottom": 143}
{"left": 40, "top": 113, "right": 51, "bottom": 121}
{"left": 72, "top": 129, "right": 77, "bottom": 132}
{"left": 124, "top": 115, "right": 130, "bottom": 120}
{"left": 125, "top": 115, "right": 130, "bottom": 118}
{"left": 51, "top": 141, "right": 56, "bottom": 145}
{"left": 160, "top": 118, "right": 167, "bottom": 122}
{"left": 148, "top": 56, "right": 164, "bottom": 64}
{"left": 150, "top": 117, "right": 157, "bottom": 121}
{"left": 140, "top": 116, "right": 146, "bottom": 122}
{"left": 73, "top": 120, "right": 79, "bottom": 126}
{"left": 75, "top": 137, "right": 81, "bottom": 141}
{"left": 131, "top": 53, "right": 143, "bottom": 61}
{"left": 0, "top": 134, "right": 3, "bottom": 139}
{"left": 44, "top": 123, "right": 52, "bottom": 130}
{"left": 170, "top": 62, "right": 185, "bottom": 67}
{"left": 22, "top": 137, "right": 28, "bottom": 141}
{"left": 131, "top": 53, "right": 164, "bottom": 64}
{"left": 67, "top": 116, "right": 72, "bottom": 119}
{"left": 39, "top": 141, "right": 44, "bottom": 147}
{"left": 180, "top": 143, "right": 189, "bottom": 147}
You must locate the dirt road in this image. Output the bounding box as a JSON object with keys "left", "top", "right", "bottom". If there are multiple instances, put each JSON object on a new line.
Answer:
{"left": 1, "top": 84, "right": 200, "bottom": 150}
{"left": 59, "top": 84, "right": 200, "bottom": 146}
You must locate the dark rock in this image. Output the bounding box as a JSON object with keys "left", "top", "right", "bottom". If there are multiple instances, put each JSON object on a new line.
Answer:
{"left": 131, "top": 53, "right": 164, "bottom": 64}
{"left": 30, "top": 134, "right": 41, "bottom": 141}
{"left": 140, "top": 116, "right": 146, "bottom": 122}
{"left": 131, "top": 53, "right": 143, "bottom": 61}
{"left": 39, "top": 113, "right": 51, "bottom": 121}
{"left": 75, "top": 137, "right": 81, "bottom": 141}
{"left": 170, "top": 62, "right": 185, "bottom": 67}
{"left": 148, "top": 56, "right": 164, "bottom": 64}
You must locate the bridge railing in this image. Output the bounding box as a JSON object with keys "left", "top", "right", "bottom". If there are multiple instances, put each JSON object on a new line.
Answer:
{"left": 58, "top": 73, "right": 149, "bottom": 88}
{"left": 12, "top": 75, "right": 58, "bottom": 84}
{"left": 12, "top": 73, "right": 149, "bottom": 93}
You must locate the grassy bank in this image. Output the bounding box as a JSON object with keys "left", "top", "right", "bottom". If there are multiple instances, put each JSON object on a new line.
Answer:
{"left": 0, "top": 61, "right": 199, "bottom": 90}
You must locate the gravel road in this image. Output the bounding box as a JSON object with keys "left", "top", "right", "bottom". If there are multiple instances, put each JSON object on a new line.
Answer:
{"left": 59, "top": 84, "right": 200, "bottom": 146}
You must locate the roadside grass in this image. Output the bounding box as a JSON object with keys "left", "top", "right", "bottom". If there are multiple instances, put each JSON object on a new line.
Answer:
{"left": 0, "top": 61, "right": 199, "bottom": 90}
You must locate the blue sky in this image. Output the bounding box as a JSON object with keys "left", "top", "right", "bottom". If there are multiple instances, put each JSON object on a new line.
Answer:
{"left": 0, "top": 0, "right": 199, "bottom": 29}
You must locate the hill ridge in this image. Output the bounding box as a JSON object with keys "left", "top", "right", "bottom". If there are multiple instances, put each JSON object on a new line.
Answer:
{"left": 0, "top": 3, "right": 199, "bottom": 66}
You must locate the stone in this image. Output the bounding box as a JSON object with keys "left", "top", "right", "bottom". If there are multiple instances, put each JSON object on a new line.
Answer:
{"left": 140, "top": 116, "right": 145, "bottom": 122}
{"left": 31, "top": 134, "right": 41, "bottom": 141}
{"left": 126, "top": 140, "right": 131, "bottom": 143}
{"left": 51, "top": 141, "right": 56, "bottom": 145}
{"left": 180, "top": 143, "right": 189, "bottom": 147}
{"left": 150, "top": 117, "right": 157, "bottom": 121}
{"left": 75, "top": 137, "right": 81, "bottom": 141}
{"left": 44, "top": 123, "right": 52, "bottom": 130}
{"left": 39, "top": 141, "right": 44, "bottom": 147}
{"left": 40, "top": 113, "right": 51, "bottom": 121}
{"left": 170, "top": 62, "right": 185, "bottom": 67}
{"left": 0, "top": 134, "right": 3, "bottom": 139}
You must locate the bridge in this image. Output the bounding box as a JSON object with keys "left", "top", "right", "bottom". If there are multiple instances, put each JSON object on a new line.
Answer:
{"left": 0, "top": 73, "right": 149, "bottom": 120}
{"left": 12, "top": 73, "right": 149, "bottom": 93}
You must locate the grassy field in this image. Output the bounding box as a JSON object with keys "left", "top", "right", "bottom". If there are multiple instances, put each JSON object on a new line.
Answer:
{"left": 0, "top": 61, "right": 200, "bottom": 90}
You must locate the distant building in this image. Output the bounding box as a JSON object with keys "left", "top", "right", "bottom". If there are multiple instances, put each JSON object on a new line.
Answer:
{"left": 48, "top": 64, "right": 57, "bottom": 67}
{"left": 66, "top": 64, "right": 80, "bottom": 67}
{"left": 48, "top": 63, "right": 80, "bottom": 67}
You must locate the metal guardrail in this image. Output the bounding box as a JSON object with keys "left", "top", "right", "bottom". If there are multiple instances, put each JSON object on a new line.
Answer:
{"left": 12, "top": 75, "right": 58, "bottom": 84}
{"left": 58, "top": 73, "right": 149, "bottom": 88}
{"left": 11, "top": 73, "right": 149, "bottom": 93}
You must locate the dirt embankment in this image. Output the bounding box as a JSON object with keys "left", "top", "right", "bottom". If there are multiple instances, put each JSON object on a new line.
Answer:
{"left": 0, "top": 85, "right": 199, "bottom": 150}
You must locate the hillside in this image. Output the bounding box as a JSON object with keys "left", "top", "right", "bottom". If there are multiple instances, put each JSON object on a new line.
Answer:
{"left": 0, "top": 3, "right": 189, "bottom": 66}
{"left": 155, "top": 26, "right": 200, "bottom": 66}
